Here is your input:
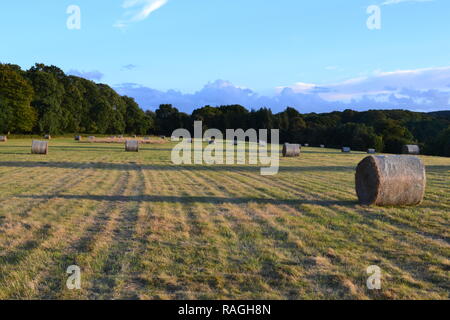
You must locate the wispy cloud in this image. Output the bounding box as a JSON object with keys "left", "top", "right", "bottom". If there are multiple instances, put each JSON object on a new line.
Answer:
{"left": 122, "top": 64, "right": 138, "bottom": 70}
{"left": 114, "top": 0, "right": 168, "bottom": 29}
{"left": 381, "top": 0, "right": 433, "bottom": 6}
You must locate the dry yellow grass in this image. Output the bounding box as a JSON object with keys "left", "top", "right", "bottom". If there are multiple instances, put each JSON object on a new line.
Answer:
{"left": 0, "top": 138, "right": 448, "bottom": 300}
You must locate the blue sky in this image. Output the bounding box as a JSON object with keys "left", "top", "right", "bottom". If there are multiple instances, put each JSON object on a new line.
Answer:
{"left": 1, "top": 0, "right": 449, "bottom": 112}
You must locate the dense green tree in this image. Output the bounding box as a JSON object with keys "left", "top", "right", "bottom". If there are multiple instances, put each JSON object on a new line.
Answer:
{"left": 0, "top": 65, "right": 36, "bottom": 133}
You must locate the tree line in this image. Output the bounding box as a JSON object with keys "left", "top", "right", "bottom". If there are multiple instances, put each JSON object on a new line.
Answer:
{"left": 1, "top": 63, "right": 449, "bottom": 157}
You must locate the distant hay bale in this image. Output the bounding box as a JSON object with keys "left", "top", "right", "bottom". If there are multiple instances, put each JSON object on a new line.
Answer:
{"left": 367, "top": 149, "right": 376, "bottom": 154}
{"left": 125, "top": 140, "right": 139, "bottom": 152}
{"left": 44, "top": 135, "right": 51, "bottom": 140}
{"left": 355, "top": 155, "right": 426, "bottom": 206}
{"left": 31, "top": 141, "right": 48, "bottom": 155}
{"left": 282, "top": 143, "right": 301, "bottom": 157}
{"left": 342, "top": 147, "right": 351, "bottom": 153}
{"left": 75, "top": 136, "right": 82, "bottom": 141}
{"left": 88, "top": 136, "right": 95, "bottom": 140}
{"left": 402, "top": 145, "right": 420, "bottom": 155}
{"left": 0, "top": 136, "right": 7, "bottom": 142}
{"left": 304, "top": 143, "right": 309, "bottom": 147}
{"left": 320, "top": 144, "right": 325, "bottom": 148}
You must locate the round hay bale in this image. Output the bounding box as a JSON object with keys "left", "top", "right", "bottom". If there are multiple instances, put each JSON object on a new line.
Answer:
{"left": 44, "top": 135, "right": 51, "bottom": 140}
{"left": 75, "top": 136, "right": 82, "bottom": 141}
{"left": 402, "top": 145, "right": 420, "bottom": 155}
{"left": 31, "top": 141, "right": 48, "bottom": 155}
{"left": 367, "top": 149, "right": 376, "bottom": 154}
{"left": 355, "top": 155, "right": 426, "bottom": 206}
{"left": 125, "top": 140, "right": 139, "bottom": 152}
{"left": 320, "top": 144, "right": 325, "bottom": 148}
{"left": 342, "top": 147, "right": 351, "bottom": 153}
{"left": 0, "top": 136, "right": 7, "bottom": 142}
{"left": 304, "top": 143, "right": 309, "bottom": 147}
{"left": 282, "top": 143, "right": 301, "bottom": 157}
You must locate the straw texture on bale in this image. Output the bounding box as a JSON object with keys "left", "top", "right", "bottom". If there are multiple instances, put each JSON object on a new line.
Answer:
{"left": 125, "top": 140, "right": 139, "bottom": 152}
{"left": 0, "top": 136, "right": 7, "bottom": 142}
{"left": 282, "top": 143, "right": 301, "bottom": 157}
{"left": 402, "top": 145, "right": 420, "bottom": 155}
{"left": 31, "top": 141, "right": 48, "bottom": 155}
{"left": 367, "top": 149, "right": 376, "bottom": 154}
{"left": 342, "top": 147, "right": 351, "bottom": 153}
{"left": 355, "top": 155, "right": 426, "bottom": 206}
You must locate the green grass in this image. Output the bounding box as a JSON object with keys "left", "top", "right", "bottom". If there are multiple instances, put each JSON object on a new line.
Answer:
{"left": 0, "top": 138, "right": 448, "bottom": 300}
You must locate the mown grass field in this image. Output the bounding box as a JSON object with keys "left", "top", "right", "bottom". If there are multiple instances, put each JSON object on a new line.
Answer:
{"left": 0, "top": 138, "right": 448, "bottom": 300}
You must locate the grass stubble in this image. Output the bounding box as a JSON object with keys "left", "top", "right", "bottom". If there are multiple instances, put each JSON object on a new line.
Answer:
{"left": 0, "top": 138, "right": 448, "bottom": 300}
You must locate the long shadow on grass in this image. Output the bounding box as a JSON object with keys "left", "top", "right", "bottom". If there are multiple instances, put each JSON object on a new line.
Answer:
{"left": 17, "top": 194, "right": 355, "bottom": 207}
{"left": 0, "top": 161, "right": 357, "bottom": 172}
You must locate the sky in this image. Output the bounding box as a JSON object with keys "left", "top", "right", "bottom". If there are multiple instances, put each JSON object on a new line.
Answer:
{"left": 1, "top": 0, "right": 449, "bottom": 113}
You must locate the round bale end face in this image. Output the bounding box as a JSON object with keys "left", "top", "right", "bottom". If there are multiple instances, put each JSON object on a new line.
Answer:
{"left": 402, "top": 145, "right": 420, "bottom": 155}
{"left": 356, "top": 155, "right": 426, "bottom": 206}
{"left": 31, "top": 141, "right": 48, "bottom": 155}
{"left": 125, "top": 140, "right": 139, "bottom": 152}
{"left": 282, "top": 143, "right": 300, "bottom": 157}
{"left": 355, "top": 156, "right": 381, "bottom": 205}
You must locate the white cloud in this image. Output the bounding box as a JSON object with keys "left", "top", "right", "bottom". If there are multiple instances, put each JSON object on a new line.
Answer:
{"left": 381, "top": 0, "right": 433, "bottom": 6}
{"left": 114, "top": 67, "right": 450, "bottom": 113}
{"left": 280, "top": 66, "right": 450, "bottom": 101}
{"left": 114, "top": 0, "right": 168, "bottom": 28}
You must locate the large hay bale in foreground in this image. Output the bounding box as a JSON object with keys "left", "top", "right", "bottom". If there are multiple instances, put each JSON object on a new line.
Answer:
{"left": 282, "top": 143, "right": 301, "bottom": 157}
{"left": 0, "top": 136, "right": 7, "bottom": 142}
{"left": 125, "top": 140, "right": 139, "bottom": 152}
{"left": 402, "top": 145, "right": 420, "bottom": 155}
{"left": 355, "top": 155, "right": 426, "bottom": 206}
{"left": 31, "top": 141, "right": 48, "bottom": 155}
